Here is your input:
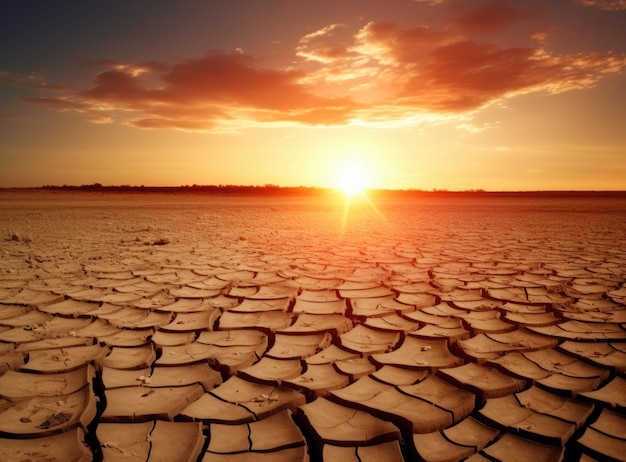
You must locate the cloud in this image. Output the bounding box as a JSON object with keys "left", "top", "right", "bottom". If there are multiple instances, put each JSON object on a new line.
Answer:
{"left": 576, "top": 0, "right": 626, "bottom": 10}
{"left": 3, "top": 1, "right": 625, "bottom": 132}
{"left": 0, "top": 71, "right": 66, "bottom": 91}
{"left": 348, "top": 18, "right": 625, "bottom": 116}
{"left": 160, "top": 53, "right": 323, "bottom": 111}
{"left": 449, "top": 0, "right": 539, "bottom": 34}
{"left": 80, "top": 69, "right": 155, "bottom": 105}
{"left": 21, "top": 96, "right": 93, "bottom": 112}
{"left": 296, "top": 24, "right": 354, "bottom": 64}
{"left": 19, "top": 52, "right": 359, "bottom": 130}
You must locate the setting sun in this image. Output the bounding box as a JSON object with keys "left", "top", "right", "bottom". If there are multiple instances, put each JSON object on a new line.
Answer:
{"left": 333, "top": 157, "right": 373, "bottom": 197}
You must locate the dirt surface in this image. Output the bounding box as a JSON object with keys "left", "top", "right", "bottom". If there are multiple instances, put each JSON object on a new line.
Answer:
{"left": 1, "top": 190, "right": 625, "bottom": 461}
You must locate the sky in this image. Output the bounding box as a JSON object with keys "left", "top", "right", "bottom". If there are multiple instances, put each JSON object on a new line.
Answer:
{"left": 1, "top": 0, "right": 625, "bottom": 191}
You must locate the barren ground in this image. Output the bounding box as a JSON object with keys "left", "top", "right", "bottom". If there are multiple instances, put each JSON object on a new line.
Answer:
{"left": 0, "top": 190, "right": 625, "bottom": 461}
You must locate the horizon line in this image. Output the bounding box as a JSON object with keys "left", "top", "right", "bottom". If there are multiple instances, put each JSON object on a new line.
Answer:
{"left": 1, "top": 184, "right": 625, "bottom": 195}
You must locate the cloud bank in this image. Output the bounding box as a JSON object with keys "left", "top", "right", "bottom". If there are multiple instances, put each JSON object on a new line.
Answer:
{"left": 6, "top": 1, "right": 625, "bottom": 131}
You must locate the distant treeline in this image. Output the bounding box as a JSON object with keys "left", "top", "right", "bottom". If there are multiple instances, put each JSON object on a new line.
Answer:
{"left": 28, "top": 183, "right": 626, "bottom": 198}
{"left": 39, "top": 183, "right": 333, "bottom": 196}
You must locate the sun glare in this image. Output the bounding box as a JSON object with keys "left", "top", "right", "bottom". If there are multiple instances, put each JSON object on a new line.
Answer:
{"left": 331, "top": 155, "right": 386, "bottom": 234}
{"left": 334, "top": 157, "right": 372, "bottom": 197}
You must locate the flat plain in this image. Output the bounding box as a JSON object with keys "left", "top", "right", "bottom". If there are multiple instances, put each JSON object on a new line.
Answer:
{"left": 1, "top": 189, "right": 625, "bottom": 462}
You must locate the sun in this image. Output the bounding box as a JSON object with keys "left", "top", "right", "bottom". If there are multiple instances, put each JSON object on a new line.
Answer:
{"left": 330, "top": 155, "right": 386, "bottom": 233}
{"left": 333, "top": 157, "right": 372, "bottom": 197}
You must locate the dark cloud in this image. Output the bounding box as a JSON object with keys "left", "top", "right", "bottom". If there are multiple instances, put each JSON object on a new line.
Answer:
{"left": 80, "top": 69, "right": 156, "bottom": 104}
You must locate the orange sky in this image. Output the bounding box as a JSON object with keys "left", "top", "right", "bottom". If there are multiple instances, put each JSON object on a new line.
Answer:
{"left": 1, "top": 0, "right": 625, "bottom": 190}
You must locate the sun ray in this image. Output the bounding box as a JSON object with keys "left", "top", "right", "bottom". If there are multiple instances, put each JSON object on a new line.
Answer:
{"left": 361, "top": 190, "right": 387, "bottom": 222}
{"left": 341, "top": 195, "right": 352, "bottom": 233}
{"left": 330, "top": 154, "right": 387, "bottom": 234}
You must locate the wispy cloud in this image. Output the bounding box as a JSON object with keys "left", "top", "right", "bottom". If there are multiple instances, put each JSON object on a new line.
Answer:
{"left": 0, "top": 71, "right": 67, "bottom": 91}
{"left": 576, "top": 0, "right": 626, "bottom": 11}
{"left": 296, "top": 24, "right": 352, "bottom": 64}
